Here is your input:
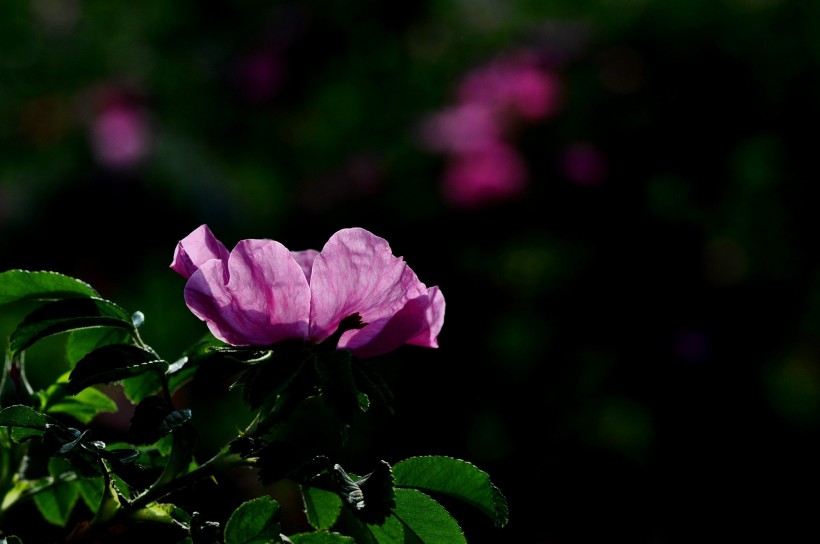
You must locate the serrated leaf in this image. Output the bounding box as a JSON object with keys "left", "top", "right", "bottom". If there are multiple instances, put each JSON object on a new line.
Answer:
{"left": 33, "top": 478, "right": 81, "bottom": 526}
{"left": 69, "top": 344, "right": 167, "bottom": 395}
{"left": 0, "top": 270, "right": 98, "bottom": 306}
{"left": 0, "top": 404, "right": 48, "bottom": 429}
{"left": 302, "top": 485, "right": 343, "bottom": 530}
{"left": 66, "top": 328, "right": 130, "bottom": 367}
{"left": 392, "top": 488, "right": 466, "bottom": 544}
{"left": 392, "top": 455, "right": 509, "bottom": 528}
{"left": 10, "top": 298, "right": 135, "bottom": 357}
{"left": 290, "top": 532, "right": 354, "bottom": 544}
{"left": 224, "top": 496, "right": 282, "bottom": 544}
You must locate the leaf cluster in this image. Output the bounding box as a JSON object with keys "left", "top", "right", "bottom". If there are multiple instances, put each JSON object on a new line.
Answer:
{"left": 0, "top": 270, "right": 507, "bottom": 543}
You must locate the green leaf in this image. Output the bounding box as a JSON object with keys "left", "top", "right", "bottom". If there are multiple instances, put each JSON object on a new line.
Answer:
{"left": 0, "top": 405, "right": 49, "bottom": 441}
{"left": 0, "top": 404, "right": 48, "bottom": 429}
{"left": 0, "top": 270, "right": 98, "bottom": 306}
{"left": 338, "top": 510, "right": 404, "bottom": 544}
{"left": 66, "top": 328, "right": 130, "bottom": 367}
{"left": 77, "top": 476, "right": 104, "bottom": 512}
{"left": 33, "top": 478, "right": 81, "bottom": 526}
{"left": 122, "top": 372, "right": 164, "bottom": 403}
{"left": 45, "top": 383, "right": 117, "bottom": 424}
{"left": 392, "top": 456, "right": 509, "bottom": 528}
{"left": 302, "top": 485, "right": 343, "bottom": 530}
{"left": 224, "top": 496, "right": 282, "bottom": 544}
{"left": 290, "top": 533, "right": 354, "bottom": 544}
{"left": 10, "top": 298, "right": 135, "bottom": 357}
{"left": 68, "top": 344, "right": 167, "bottom": 395}
{"left": 392, "top": 488, "right": 466, "bottom": 544}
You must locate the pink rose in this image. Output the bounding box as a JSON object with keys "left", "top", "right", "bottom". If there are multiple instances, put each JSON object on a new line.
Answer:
{"left": 171, "top": 225, "right": 444, "bottom": 358}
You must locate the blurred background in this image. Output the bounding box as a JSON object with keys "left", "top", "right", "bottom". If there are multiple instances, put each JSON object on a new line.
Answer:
{"left": 2, "top": 0, "right": 820, "bottom": 542}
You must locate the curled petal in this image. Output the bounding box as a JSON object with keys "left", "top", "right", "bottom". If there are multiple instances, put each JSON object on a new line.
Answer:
{"left": 308, "top": 228, "right": 427, "bottom": 344}
{"left": 406, "top": 286, "right": 445, "bottom": 348}
{"left": 171, "top": 224, "right": 230, "bottom": 279}
{"left": 184, "top": 239, "right": 311, "bottom": 345}
{"left": 340, "top": 286, "right": 444, "bottom": 358}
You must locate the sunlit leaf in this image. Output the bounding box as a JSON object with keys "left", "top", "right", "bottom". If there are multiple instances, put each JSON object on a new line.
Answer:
{"left": 122, "top": 371, "right": 164, "bottom": 403}
{"left": 392, "top": 455, "right": 509, "bottom": 528}
{"left": 290, "top": 533, "right": 354, "bottom": 544}
{"left": 223, "top": 496, "right": 282, "bottom": 544}
{"left": 10, "top": 298, "right": 135, "bottom": 356}
{"left": 46, "top": 384, "right": 118, "bottom": 424}
{"left": 68, "top": 344, "right": 167, "bottom": 395}
{"left": 0, "top": 404, "right": 49, "bottom": 429}
{"left": 33, "top": 479, "right": 81, "bottom": 527}
{"left": 302, "top": 485, "right": 343, "bottom": 530}
{"left": 392, "top": 488, "right": 466, "bottom": 544}
{"left": 77, "top": 476, "right": 104, "bottom": 512}
{"left": 0, "top": 270, "right": 98, "bottom": 306}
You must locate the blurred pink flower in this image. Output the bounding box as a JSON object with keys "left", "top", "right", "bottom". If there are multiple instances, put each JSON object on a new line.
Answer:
{"left": 171, "top": 225, "right": 445, "bottom": 358}
{"left": 443, "top": 144, "right": 527, "bottom": 208}
{"left": 458, "top": 52, "right": 561, "bottom": 120}
{"left": 418, "top": 103, "right": 501, "bottom": 153}
{"left": 90, "top": 100, "right": 150, "bottom": 169}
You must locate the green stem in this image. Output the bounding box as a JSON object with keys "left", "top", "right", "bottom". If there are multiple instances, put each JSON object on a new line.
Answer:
{"left": 129, "top": 448, "right": 251, "bottom": 510}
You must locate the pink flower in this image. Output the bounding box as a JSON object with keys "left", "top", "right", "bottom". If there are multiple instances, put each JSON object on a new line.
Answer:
{"left": 457, "top": 53, "right": 561, "bottom": 121}
{"left": 443, "top": 144, "right": 527, "bottom": 208}
{"left": 171, "top": 225, "right": 445, "bottom": 358}
{"left": 91, "top": 102, "right": 151, "bottom": 169}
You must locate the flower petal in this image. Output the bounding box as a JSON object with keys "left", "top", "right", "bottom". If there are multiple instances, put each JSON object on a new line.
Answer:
{"left": 183, "top": 239, "right": 310, "bottom": 345}
{"left": 291, "top": 249, "right": 319, "bottom": 283}
{"left": 339, "top": 287, "right": 444, "bottom": 358}
{"left": 170, "top": 224, "right": 231, "bottom": 279}
{"left": 308, "top": 228, "right": 427, "bottom": 344}
{"left": 406, "top": 286, "right": 445, "bottom": 348}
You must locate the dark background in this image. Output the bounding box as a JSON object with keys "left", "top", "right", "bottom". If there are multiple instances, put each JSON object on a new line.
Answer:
{"left": 2, "top": 1, "right": 820, "bottom": 542}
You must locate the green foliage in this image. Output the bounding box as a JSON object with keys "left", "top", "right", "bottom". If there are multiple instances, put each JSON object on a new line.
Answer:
{"left": 0, "top": 271, "right": 508, "bottom": 543}
{"left": 0, "top": 404, "right": 49, "bottom": 441}
{"left": 9, "top": 298, "right": 135, "bottom": 357}
{"left": 391, "top": 488, "right": 467, "bottom": 544}
{"left": 40, "top": 373, "right": 118, "bottom": 424}
{"left": 302, "top": 485, "right": 343, "bottom": 530}
{"left": 290, "top": 532, "right": 354, "bottom": 544}
{"left": 392, "top": 456, "right": 509, "bottom": 528}
{"left": 68, "top": 344, "right": 167, "bottom": 395}
{"left": 223, "top": 496, "right": 283, "bottom": 544}
{"left": 0, "top": 270, "right": 98, "bottom": 306}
